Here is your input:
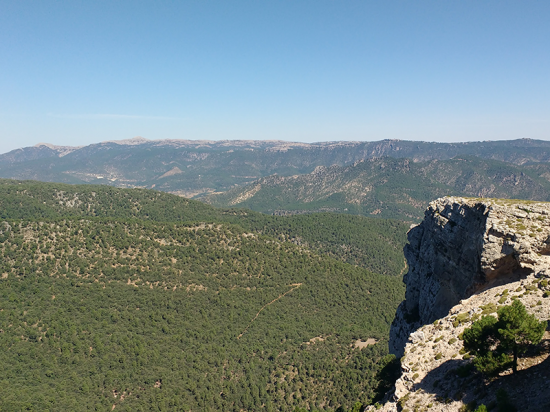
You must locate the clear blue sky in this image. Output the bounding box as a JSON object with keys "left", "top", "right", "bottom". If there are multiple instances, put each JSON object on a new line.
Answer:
{"left": 1, "top": 1, "right": 549, "bottom": 154}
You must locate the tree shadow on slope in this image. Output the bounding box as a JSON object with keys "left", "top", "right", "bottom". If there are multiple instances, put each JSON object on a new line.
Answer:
{"left": 414, "top": 339, "right": 550, "bottom": 411}
{"left": 413, "top": 359, "right": 483, "bottom": 404}
{"left": 481, "top": 345, "right": 550, "bottom": 412}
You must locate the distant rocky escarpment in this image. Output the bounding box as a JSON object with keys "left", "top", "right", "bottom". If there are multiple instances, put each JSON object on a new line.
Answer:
{"left": 205, "top": 156, "right": 550, "bottom": 221}
{"left": 374, "top": 197, "right": 550, "bottom": 412}
{"left": 390, "top": 197, "right": 550, "bottom": 357}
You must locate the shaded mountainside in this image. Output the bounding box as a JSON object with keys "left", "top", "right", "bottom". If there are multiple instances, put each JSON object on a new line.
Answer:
{"left": 3, "top": 137, "right": 550, "bottom": 197}
{"left": 369, "top": 198, "right": 550, "bottom": 412}
{"left": 0, "top": 179, "right": 409, "bottom": 276}
{"left": 205, "top": 156, "right": 550, "bottom": 221}
{"left": 0, "top": 180, "right": 410, "bottom": 411}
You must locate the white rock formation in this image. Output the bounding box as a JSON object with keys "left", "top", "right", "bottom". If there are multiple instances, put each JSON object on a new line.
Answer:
{"left": 371, "top": 197, "right": 550, "bottom": 412}
{"left": 390, "top": 197, "right": 550, "bottom": 357}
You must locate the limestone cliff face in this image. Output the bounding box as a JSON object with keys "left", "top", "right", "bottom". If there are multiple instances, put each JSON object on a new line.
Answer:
{"left": 390, "top": 197, "right": 550, "bottom": 357}
{"left": 368, "top": 197, "right": 550, "bottom": 412}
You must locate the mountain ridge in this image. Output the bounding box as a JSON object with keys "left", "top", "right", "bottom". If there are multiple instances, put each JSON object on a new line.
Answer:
{"left": 205, "top": 156, "right": 550, "bottom": 221}
{"left": 3, "top": 138, "right": 550, "bottom": 198}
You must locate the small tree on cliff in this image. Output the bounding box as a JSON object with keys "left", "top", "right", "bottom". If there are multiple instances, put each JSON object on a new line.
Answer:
{"left": 463, "top": 300, "right": 546, "bottom": 375}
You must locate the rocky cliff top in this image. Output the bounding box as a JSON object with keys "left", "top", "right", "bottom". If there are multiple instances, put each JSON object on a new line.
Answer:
{"left": 369, "top": 274, "right": 550, "bottom": 412}
{"left": 373, "top": 197, "right": 550, "bottom": 412}
{"left": 390, "top": 197, "right": 550, "bottom": 357}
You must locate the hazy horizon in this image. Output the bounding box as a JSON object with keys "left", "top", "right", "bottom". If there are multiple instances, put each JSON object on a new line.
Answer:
{"left": 2, "top": 135, "right": 545, "bottom": 156}
{"left": 2, "top": 1, "right": 549, "bottom": 154}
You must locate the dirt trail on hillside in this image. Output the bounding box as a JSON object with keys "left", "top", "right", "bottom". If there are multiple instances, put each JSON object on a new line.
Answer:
{"left": 238, "top": 283, "right": 302, "bottom": 339}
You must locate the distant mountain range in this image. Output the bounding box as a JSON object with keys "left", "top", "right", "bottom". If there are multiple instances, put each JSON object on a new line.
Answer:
{"left": 204, "top": 156, "right": 550, "bottom": 221}
{"left": 2, "top": 137, "right": 550, "bottom": 200}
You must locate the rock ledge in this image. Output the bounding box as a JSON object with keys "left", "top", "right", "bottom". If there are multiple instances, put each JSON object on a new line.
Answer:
{"left": 390, "top": 197, "right": 550, "bottom": 357}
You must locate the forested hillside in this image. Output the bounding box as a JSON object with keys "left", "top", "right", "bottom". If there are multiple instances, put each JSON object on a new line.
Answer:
{"left": 205, "top": 156, "right": 550, "bottom": 220}
{"left": 0, "top": 179, "right": 407, "bottom": 411}
{"left": 0, "top": 179, "right": 408, "bottom": 276}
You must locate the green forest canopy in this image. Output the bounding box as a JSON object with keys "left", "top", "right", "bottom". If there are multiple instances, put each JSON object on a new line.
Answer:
{"left": 0, "top": 179, "right": 408, "bottom": 411}
{"left": 0, "top": 179, "right": 409, "bottom": 276}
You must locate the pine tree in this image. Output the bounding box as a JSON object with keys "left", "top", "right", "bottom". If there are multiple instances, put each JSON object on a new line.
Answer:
{"left": 497, "top": 299, "right": 547, "bottom": 373}
{"left": 463, "top": 300, "right": 546, "bottom": 375}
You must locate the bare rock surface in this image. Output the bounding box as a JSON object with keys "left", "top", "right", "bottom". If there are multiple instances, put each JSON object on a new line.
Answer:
{"left": 371, "top": 197, "right": 550, "bottom": 412}
{"left": 368, "top": 275, "right": 550, "bottom": 412}
{"left": 390, "top": 197, "right": 550, "bottom": 357}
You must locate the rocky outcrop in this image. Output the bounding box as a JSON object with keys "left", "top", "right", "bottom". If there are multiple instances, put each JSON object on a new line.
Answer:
{"left": 390, "top": 197, "right": 550, "bottom": 357}
{"left": 368, "top": 197, "right": 550, "bottom": 412}
{"left": 369, "top": 276, "right": 550, "bottom": 412}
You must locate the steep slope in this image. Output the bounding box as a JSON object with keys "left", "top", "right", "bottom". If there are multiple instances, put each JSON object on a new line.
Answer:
{"left": 371, "top": 280, "right": 550, "bottom": 412}
{"left": 205, "top": 157, "right": 550, "bottom": 220}
{"left": 3, "top": 138, "right": 550, "bottom": 196}
{"left": 390, "top": 197, "right": 550, "bottom": 357}
{"left": 369, "top": 197, "right": 550, "bottom": 412}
